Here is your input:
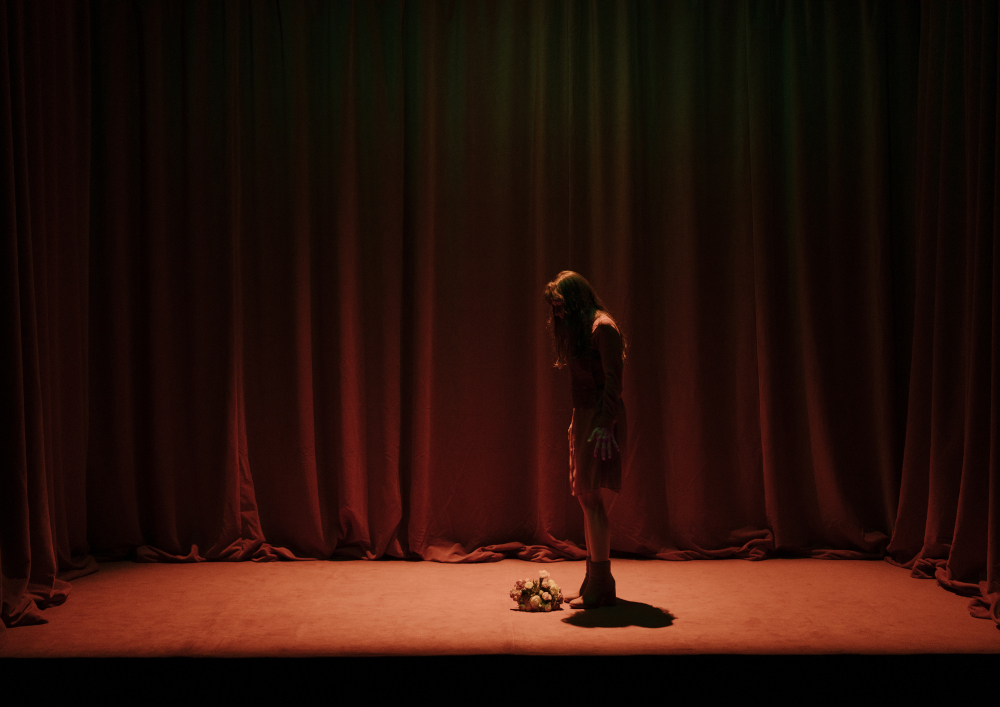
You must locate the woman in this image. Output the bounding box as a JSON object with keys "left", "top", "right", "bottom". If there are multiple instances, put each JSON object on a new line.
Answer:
{"left": 543, "top": 271, "right": 627, "bottom": 609}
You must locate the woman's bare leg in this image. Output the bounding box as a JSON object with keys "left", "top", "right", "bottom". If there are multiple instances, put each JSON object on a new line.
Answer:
{"left": 580, "top": 493, "right": 593, "bottom": 556}
{"left": 578, "top": 491, "right": 610, "bottom": 562}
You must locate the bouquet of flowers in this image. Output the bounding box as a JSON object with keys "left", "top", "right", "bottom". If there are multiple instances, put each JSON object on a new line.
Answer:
{"left": 510, "top": 569, "right": 563, "bottom": 612}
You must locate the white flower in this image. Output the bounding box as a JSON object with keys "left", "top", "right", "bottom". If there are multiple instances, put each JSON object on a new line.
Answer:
{"left": 541, "top": 579, "right": 550, "bottom": 589}
{"left": 550, "top": 583, "right": 560, "bottom": 593}
{"left": 530, "top": 595, "right": 541, "bottom": 608}
{"left": 525, "top": 581, "right": 534, "bottom": 590}
{"left": 543, "top": 604, "right": 552, "bottom": 612}
{"left": 538, "top": 569, "right": 550, "bottom": 579}
{"left": 542, "top": 592, "right": 551, "bottom": 601}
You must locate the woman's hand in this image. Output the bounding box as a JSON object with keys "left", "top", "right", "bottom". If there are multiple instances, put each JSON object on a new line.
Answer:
{"left": 588, "top": 426, "right": 619, "bottom": 461}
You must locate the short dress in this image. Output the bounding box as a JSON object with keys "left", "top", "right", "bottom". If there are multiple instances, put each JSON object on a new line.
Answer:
{"left": 567, "top": 314, "right": 627, "bottom": 496}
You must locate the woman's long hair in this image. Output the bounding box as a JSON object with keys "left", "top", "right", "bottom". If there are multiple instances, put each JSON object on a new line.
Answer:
{"left": 543, "top": 271, "right": 626, "bottom": 369}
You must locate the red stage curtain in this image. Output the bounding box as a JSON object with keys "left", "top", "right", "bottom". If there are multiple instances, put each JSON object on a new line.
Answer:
{"left": 2, "top": 0, "right": 997, "bottom": 633}
{"left": 885, "top": 0, "right": 1000, "bottom": 625}
{"left": 1, "top": 0, "right": 95, "bottom": 631}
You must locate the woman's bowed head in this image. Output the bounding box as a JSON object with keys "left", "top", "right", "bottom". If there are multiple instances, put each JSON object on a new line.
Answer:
{"left": 544, "top": 271, "right": 618, "bottom": 368}
{"left": 544, "top": 271, "right": 625, "bottom": 460}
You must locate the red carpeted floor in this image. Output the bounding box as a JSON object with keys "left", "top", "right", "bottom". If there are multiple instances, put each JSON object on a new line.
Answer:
{"left": 1, "top": 558, "right": 997, "bottom": 657}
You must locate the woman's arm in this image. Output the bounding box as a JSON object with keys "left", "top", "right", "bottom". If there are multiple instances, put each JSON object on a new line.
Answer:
{"left": 591, "top": 322, "right": 624, "bottom": 431}
{"left": 590, "top": 322, "right": 624, "bottom": 459}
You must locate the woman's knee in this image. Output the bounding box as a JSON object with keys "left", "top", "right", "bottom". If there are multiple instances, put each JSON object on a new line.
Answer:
{"left": 577, "top": 490, "right": 601, "bottom": 512}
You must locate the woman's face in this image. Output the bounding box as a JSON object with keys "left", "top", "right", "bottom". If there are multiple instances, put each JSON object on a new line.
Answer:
{"left": 552, "top": 301, "right": 565, "bottom": 319}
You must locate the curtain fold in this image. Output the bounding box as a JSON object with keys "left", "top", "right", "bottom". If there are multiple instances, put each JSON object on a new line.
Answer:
{"left": 885, "top": 0, "right": 999, "bottom": 625}
{"left": 2, "top": 0, "right": 997, "bottom": 632}
{"left": 745, "top": 0, "right": 900, "bottom": 559}
{"left": 1, "top": 0, "right": 94, "bottom": 634}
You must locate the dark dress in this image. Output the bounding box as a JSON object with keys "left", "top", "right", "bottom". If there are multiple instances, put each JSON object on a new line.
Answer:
{"left": 567, "top": 313, "right": 627, "bottom": 496}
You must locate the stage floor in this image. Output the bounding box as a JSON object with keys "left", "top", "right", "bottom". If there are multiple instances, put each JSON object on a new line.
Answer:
{"left": 1, "top": 558, "right": 997, "bottom": 657}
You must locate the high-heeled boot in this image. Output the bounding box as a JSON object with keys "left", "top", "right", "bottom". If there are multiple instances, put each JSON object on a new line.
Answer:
{"left": 562, "top": 558, "right": 591, "bottom": 604}
{"left": 569, "top": 560, "right": 615, "bottom": 609}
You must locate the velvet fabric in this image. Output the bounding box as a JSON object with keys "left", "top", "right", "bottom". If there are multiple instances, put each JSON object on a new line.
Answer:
{"left": 2, "top": 0, "right": 997, "bottom": 633}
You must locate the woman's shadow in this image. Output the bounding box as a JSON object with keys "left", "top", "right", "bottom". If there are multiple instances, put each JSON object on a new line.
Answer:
{"left": 560, "top": 598, "right": 675, "bottom": 628}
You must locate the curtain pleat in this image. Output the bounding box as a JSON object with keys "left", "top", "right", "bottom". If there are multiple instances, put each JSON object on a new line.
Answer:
{"left": 885, "top": 0, "right": 999, "bottom": 625}
{"left": 1, "top": 0, "right": 94, "bottom": 634}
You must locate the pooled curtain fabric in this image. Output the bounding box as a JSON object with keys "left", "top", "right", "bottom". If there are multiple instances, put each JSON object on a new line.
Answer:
{"left": 2, "top": 0, "right": 997, "bottom": 632}
{"left": 885, "top": 0, "right": 1000, "bottom": 624}
{"left": 2, "top": 0, "right": 94, "bottom": 629}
